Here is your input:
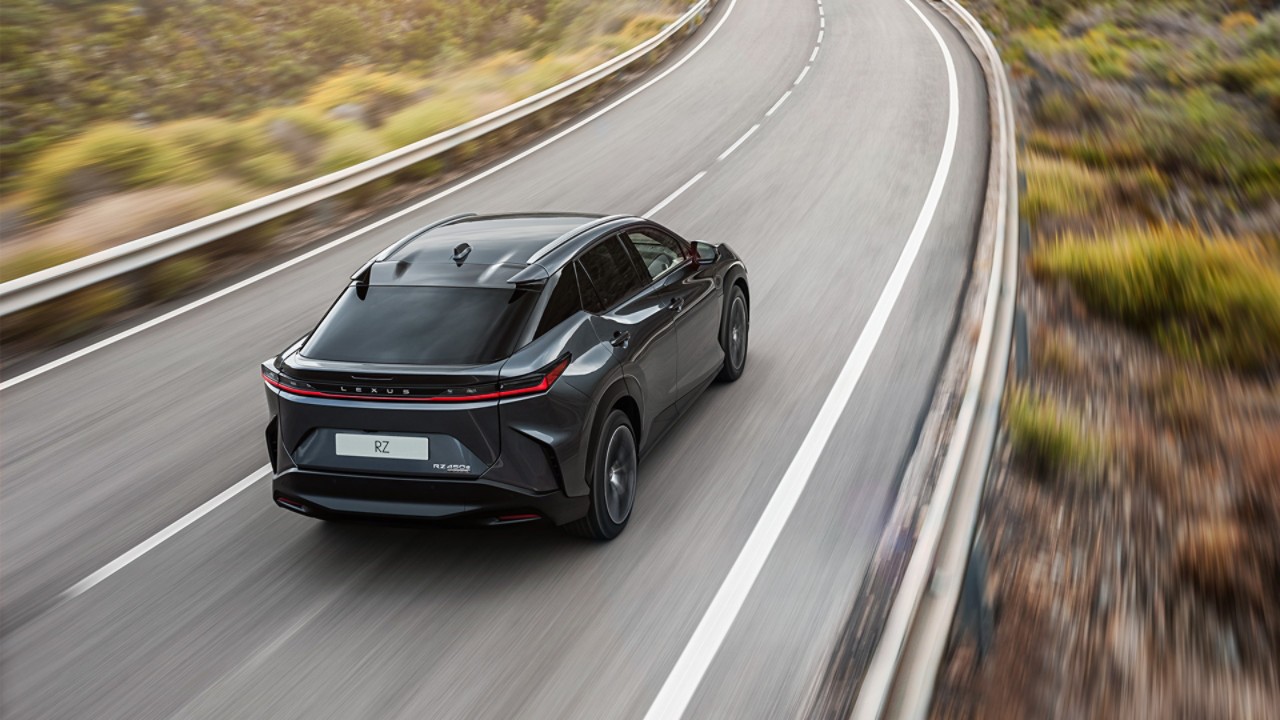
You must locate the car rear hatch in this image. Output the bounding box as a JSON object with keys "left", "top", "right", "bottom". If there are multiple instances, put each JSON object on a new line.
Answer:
{"left": 267, "top": 278, "right": 542, "bottom": 479}
{"left": 267, "top": 356, "right": 510, "bottom": 479}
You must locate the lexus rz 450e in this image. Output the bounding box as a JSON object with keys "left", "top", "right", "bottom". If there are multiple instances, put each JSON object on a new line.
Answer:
{"left": 262, "top": 212, "right": 749, "bottom": 539}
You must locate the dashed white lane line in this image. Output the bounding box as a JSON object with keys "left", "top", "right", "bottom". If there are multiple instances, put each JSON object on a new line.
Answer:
{"left": 820, "top": 16, "right": 826, "bottom": 28}
{"left": 646, "top": 172, "right": 707, "bottom": 216}
{"left": 795, "top": 65, "right": 811, "bottom": 85}
{"left": 819, "top": 5, "right": 824, "bottom": 15}
{"left": 766, "top": 91, "right": 793, "bottom": 117}
{"left": 810, "top": 46, "right": 820, "bottom": 62}
{"left": 819, "top": 29, "right": 825, "bottom": 43}
{"left": 61, "top": 464, "right": 272, "bottom": 600}
{"left": 717, "top": 125, "right": 760, "bottom": 162}
{"left": 641, "top": 0, "right": 963, "bottom": 714}
{"left": 0, "top": 0, "right": 746, "bottom": 393}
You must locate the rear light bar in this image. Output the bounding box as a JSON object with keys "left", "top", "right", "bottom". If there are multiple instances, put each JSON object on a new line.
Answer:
{"left": 262, "top": 355, "right": 571, "bottom": 403}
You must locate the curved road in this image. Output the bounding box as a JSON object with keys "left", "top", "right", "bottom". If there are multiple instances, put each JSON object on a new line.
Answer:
{"left": 0, "top": 0, "right": 988, "bottom": 717}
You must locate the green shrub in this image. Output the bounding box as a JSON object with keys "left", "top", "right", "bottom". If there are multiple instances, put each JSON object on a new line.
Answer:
{"left": 1021, "top": 152, "right": 1108, "bottom": 222}
{"left": 1215, "top": 54, "right": 1280, "bottom": 95}
{"left": 1006, "top": 386, "right": 1102, "bottom": 477}
{"left": 1257, "top": 78, "right": 1280, "bottom": 122}
{"left": 605, "top": 14, "right": 674, "bottom": 50}
{"left": 317, "top": 130, "right": 391, "bottom": 174}
{"left": 381, "top": 97, "right": 475, "bottom": 148}
{"left": 237, "top": 152, "right": 298, "bottom": 187}
{"left": 153, "top": 117, "right": 270, "bottom": 168}
{"left": 304, "top": 69, "right": 428, "bottom": 114}
{"left": 1122, "top": 89, "right": 1266, "bottom": 183}
{"left": 1034, "top": 90, "right": 1082, "bottom": 127}
{"left": 21, "top": 123, "right": 206, "bottom": 216}
{"left": 501, "top": 54, "right": 591, "bottom": 97}
{"left": 1033, "top": 226, "right": 1280, "bottom": 371}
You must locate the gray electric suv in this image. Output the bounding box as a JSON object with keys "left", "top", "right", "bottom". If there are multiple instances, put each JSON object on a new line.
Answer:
{"left": 262, "top": 212, "right": 748, "bottom": 539}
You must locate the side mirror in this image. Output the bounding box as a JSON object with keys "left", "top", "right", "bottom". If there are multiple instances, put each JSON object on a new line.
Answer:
{"left": 692, "top": 241, "right": 720, "bottom": 266}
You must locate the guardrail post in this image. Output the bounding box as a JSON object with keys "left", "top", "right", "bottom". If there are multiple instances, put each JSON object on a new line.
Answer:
{"left": 1013, "top": 306, "right": 1029, "bottom": 380}
{"left": 958, "top": 527, "right": 994, "bottom": 661}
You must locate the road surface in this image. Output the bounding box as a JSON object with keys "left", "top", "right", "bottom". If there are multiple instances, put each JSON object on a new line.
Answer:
{"left": 0, "top": 0, "right": 988, "bottom": 717}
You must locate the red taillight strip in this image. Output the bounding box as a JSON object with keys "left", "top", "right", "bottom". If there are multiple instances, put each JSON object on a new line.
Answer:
{"left": 261, "top": 356, "right": 570, "bottom": 404}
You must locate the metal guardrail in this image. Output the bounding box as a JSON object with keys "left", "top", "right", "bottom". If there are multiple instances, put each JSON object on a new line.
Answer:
{"left": 0, "top": 0, "right": 714, "bottom": 317}
{"left": 849, "top": 0, "right": 1019, "bottom": 718}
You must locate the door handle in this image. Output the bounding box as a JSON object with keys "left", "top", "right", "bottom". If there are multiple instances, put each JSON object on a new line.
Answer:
{"left": 610, "top": 331, "right": 631, "bottom": 348}
{"left": 667, "top": 297, "right": 685, "bottom": 313}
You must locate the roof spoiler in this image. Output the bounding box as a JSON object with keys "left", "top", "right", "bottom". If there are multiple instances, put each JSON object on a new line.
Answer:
{"left": 505, "top": 264, "right": 551, "bottom": 286}
{"left": 350, "top": 213, "right": 477, "bottom": 283}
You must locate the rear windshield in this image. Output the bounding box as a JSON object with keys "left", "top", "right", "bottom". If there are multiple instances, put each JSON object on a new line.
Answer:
{"left": 302, "top": 286, "right": 538, "bottom": 365}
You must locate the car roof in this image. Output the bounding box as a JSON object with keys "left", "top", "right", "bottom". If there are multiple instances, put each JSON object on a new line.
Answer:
{"left": 364, "top": 212, "right": 639, "bottom": 287}
{"left": 388, "top": 213, "right": 605, "bottom": 266}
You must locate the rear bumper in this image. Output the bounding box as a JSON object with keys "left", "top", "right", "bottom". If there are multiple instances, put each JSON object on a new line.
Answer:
{"left": 272, "top": 467, "right": 587, "bottom": 526}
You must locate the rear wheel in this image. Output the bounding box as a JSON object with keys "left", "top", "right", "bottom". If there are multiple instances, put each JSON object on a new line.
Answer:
{"left": 716, "top": 284, "right": 749, "bottom": 382}
{"left": 564, "top": 409, "right": 637, "bottom": 540}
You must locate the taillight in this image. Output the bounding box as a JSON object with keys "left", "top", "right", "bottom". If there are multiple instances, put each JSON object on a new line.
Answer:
{"left": 494, "top": 355, "right": 571, "bottom": 400}
{"left": 262, "top": 354, "right": 571, "bottom": 403}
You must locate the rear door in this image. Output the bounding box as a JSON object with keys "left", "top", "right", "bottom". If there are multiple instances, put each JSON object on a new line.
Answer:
{"left": 576, "top": 235, "right": 680, "bottom": 435}
{"left": 622, "top": 227, "right": 722, "bottom": 400}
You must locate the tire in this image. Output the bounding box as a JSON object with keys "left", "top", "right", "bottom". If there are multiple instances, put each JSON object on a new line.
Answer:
{"left": 563, "top": 409, "right": 637, "bottom": 540}
{"left": 716, "top": 284, "right": 749, "bottom": 382}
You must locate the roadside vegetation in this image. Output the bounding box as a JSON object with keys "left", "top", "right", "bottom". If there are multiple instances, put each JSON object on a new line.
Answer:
{"left": 933, "top": 0, "right": 1280, "bottom": 716}
{"left": 0, "top": 0, "right": 685, "bottom": 280}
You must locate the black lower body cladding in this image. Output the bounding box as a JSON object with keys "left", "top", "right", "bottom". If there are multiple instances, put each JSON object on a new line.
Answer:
{"left": 273, "top": 467, "right": 588, "bottom": 525}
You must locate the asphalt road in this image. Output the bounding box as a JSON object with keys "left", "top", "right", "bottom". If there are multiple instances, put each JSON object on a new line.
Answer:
{"left": 0, "top": 0, "right": 988, "bottom": 717}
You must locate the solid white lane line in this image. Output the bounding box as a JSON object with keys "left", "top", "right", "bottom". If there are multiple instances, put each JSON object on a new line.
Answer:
{"left": 62, "top": 464, "right": 272, "bottom": 600}
{"left": 810, "top": 46, "right": 820, "bottom": 62}
{"left": 794, "top": 65, "right": 811, "bottom": 85}
{"left": 766, "top": 91, "right": 792, "bottom": 117}
{"left": 1, "top": 0, "right": 745, "bottom": 393}
{"left": 717, "top": 125, "right": 760, "bottom": 162}
{"left": 640, "top": 0, "right": 962, "bottom": 716}
{"left": 646, "top": 172, "right": 707, "bottom": 216}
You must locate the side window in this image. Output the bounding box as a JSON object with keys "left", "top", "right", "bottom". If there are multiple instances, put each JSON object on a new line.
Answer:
{"left": 623, "top": 229, "right": 686, "bottom": 280}
{"left": 574, "top": 260, "right": 604, "bottom": 313}
{"left": 534, "top": 265, "right": 583, "bottom": 338}
{"left": 576, "top": 236, "right": 647, "bottom": 312}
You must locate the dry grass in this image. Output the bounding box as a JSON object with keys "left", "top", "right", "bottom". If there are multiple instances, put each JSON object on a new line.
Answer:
{"left": 1032, "top": 226, "right": 1280, "bottom": 372}
{"left": 1021, "top": 152, "right": 1108, "bottom": 223}
{"left": 1005, "top": 386, "right": 1104, "bottom": 479}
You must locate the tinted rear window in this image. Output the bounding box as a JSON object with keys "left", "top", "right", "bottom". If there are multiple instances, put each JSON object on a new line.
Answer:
{"left": 302, "top": 286, "right": 538, "bottom": 365}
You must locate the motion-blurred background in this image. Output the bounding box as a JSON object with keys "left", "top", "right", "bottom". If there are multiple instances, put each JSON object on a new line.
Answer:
{"left": 932, "top": 0, "right": 1280, "bottom": 717}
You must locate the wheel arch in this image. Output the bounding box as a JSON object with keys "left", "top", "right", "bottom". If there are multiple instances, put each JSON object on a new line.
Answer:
{"left": 572, "top": 377, "right": 641, "bottom": 497}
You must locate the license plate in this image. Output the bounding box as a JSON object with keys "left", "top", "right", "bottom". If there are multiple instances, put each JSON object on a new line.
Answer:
{"left": 335, "top": 433, "right": 428, "bottom": 461}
